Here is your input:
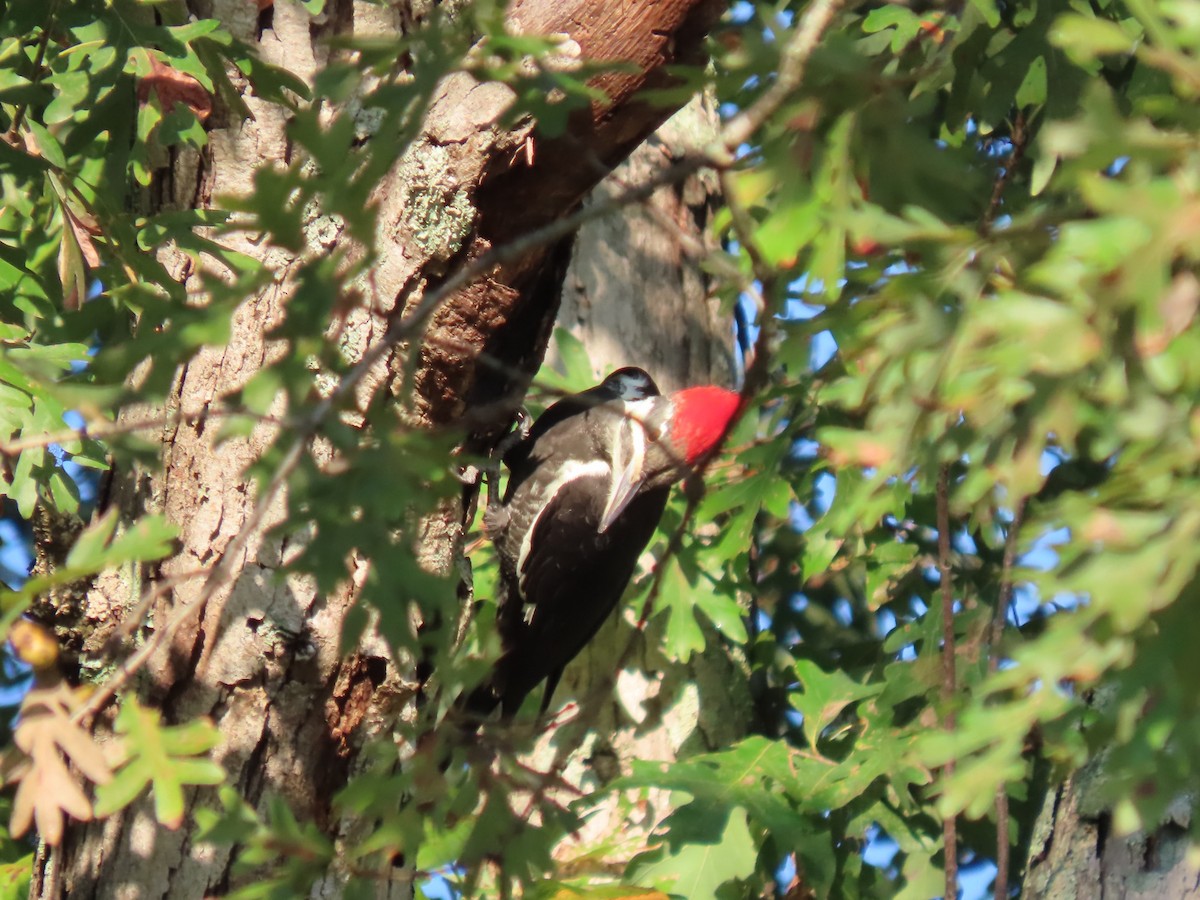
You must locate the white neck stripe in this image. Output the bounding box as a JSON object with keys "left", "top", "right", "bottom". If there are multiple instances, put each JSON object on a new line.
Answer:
{"left": 517, "top": 458, "right": 611, "bottom": 590}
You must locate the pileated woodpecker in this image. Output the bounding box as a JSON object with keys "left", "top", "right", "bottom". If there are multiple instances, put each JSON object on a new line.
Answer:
{"left": 467, "top": 369, "right": 741, "bottom": 719}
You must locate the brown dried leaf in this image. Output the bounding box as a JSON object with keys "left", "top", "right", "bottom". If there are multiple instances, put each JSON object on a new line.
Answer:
{"left": 137, "top": 58, "right": 212, "bottom": 122}
{"left": 7, "top": 684, "right": 110, "bottom": 844}
{"left": 34, "top": 733, "right": 93, "bottom": 816}
{"left": 17, "top": 685, "right": 111, "bottom": 784}
{"left": 1137, "top": 271, "right": 1199, "bottom": 357}
{"left": 17, "top": 684, "right": 74, "bottom": 724}
{"left": 9, "top": 769, "right": 35, "bottom": 841}
{"left": 10, "top": 736, "right": 93, "bottom": 844}
{"left": 64, "top": 206, "right": 101, "bottom": 269}
{"left": 54, "top": 720, "right": 113, "bottom": 786}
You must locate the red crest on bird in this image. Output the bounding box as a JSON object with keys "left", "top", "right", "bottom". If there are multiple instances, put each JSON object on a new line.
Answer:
{"left": 669, "top": 386, "right": 742, "bottom": 464}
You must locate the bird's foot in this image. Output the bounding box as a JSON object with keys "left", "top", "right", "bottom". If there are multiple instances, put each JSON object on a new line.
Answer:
{"left": 454, "top": 463, "right": 482, "bottom": 485}
{"left": 494, "top": 407, "right": 533, "bottom": 460}
{"left": 482, "top": 501, "right": 509, "bottom": 538}
{"left": 484, "top": 406, "right": 532, "bottom": 508}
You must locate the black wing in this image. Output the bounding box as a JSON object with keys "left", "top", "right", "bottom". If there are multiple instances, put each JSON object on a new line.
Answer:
{"left": 489, "top": 475, "right": 669, "bottom": 717}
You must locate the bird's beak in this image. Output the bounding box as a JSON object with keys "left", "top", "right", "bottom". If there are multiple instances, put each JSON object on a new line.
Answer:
{"left": 598, "top": 461, "right": 644, "bottom": 534}
{"left": 597, "top": 398, "right": 662, "bottom": 534}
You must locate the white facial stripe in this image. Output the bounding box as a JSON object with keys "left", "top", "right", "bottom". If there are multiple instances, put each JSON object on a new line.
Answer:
{"left": 517, "top": 458, "right": 611, "bottom": 593}
{"left": 622, "top": 397, "right": 658, "bottom": 425}
{"left": 603, "top": 401, "right": 647, "bottom": 524}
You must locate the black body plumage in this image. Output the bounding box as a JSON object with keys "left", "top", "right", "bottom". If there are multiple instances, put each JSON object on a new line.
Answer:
{"left": 468, "top": 368, "right": 666, "bottom": 719}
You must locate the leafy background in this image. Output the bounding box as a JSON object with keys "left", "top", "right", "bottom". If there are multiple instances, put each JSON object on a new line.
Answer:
{"left": 1, "top": 0, "right": 1199, "bottom": 897}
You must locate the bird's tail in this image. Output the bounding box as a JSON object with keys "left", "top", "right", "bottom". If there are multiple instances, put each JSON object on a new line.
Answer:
{"left": 454, "top": 652, "right": 546, "bottom": 725}
{"left": 459, "top": 680, "right": 502, "bottom": 723}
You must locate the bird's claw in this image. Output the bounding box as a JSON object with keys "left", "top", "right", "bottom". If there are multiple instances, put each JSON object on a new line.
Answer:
{"left": 485, "top": 406, "right": 532, "bottom": 508}
{"left": 454, "top": 464, "right": 482, "bottom": 485}
{"left": 494, "top": 406, "right": 533, "bottom": 460}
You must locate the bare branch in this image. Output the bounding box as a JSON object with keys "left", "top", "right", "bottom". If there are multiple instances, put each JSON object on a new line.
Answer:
{"left": 989, "top": 496, "right": 1027, "bottom": 900}
{"left": 719, "top": 0, "right": 845, "bottom": 154}
{"left": 981, "top": 110, "right": 1029, "bottom": 235}
{"left": 936, "top": 465, "right": 958, "bottom": 897}
{"left": 0, "top": 409, "right": 289, "bottom": 456}
{"left": 4, "top": 8, "right": 55, "bottom": 143}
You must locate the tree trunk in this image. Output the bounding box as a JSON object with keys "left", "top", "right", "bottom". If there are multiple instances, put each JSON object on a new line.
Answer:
{"left": 550, "top": 97, "right": 733, "bottom": 394}
{"left": 532, "top": 95, "right": 750, "bottom": 869}
{"left": 1025, "top": 769, "right": 1200, "bottom": 899}
{"left": 30, "top": 0, "right": 725, "bottom": 896}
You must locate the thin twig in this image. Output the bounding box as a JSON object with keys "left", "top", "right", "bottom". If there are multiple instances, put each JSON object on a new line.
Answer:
{"left": 0, "top": 408, "right": 289, "bottom": 456}
{"left": 988, "top": 497, "right": 1026, "bottom": 900}
{"left": 5, "top": 5, "right": 56, "bottom": 142}
{"left": 988, "top": 499, "right": 1026, "bottom": 670}
{"left": 712, "top": 0, "right": 841, "bottom": 379}
{"left": 1, "top": 418, "right": 156, "bottom": 456}
{"left": 981, "top": 110, "right": 1029, "bottom": 235}
{"left": 720, "top": 0, "right": 845, "bottom": 154}
{"left": 979, "top": 109, "right": 1031, "bottom": 900}
{"left": 74, "top": 565, "right": 233, "bottom": 723}
{"left": 105, "top": 565, "right": 211, "bottom": 649}
{"left": 936, "top": 465, "right": 958, "bottom": 898}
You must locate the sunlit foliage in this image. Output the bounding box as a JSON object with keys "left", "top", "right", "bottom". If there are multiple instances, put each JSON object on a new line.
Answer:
{"left": 0, "top": 0, "right": 1197, "bottom": 896}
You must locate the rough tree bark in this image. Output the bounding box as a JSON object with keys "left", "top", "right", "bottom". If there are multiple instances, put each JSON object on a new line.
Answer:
{"left": 549, "top": 100, "right": 732, "bottom": 395}
{"left": 534, "top": 95, "right": 751, "bottom": 866}
{"left": 1025, "top": 765, "right": 1200, "bottom": 898}
{"left": 30, "top": 0, "right": 727, "bottom": 896}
